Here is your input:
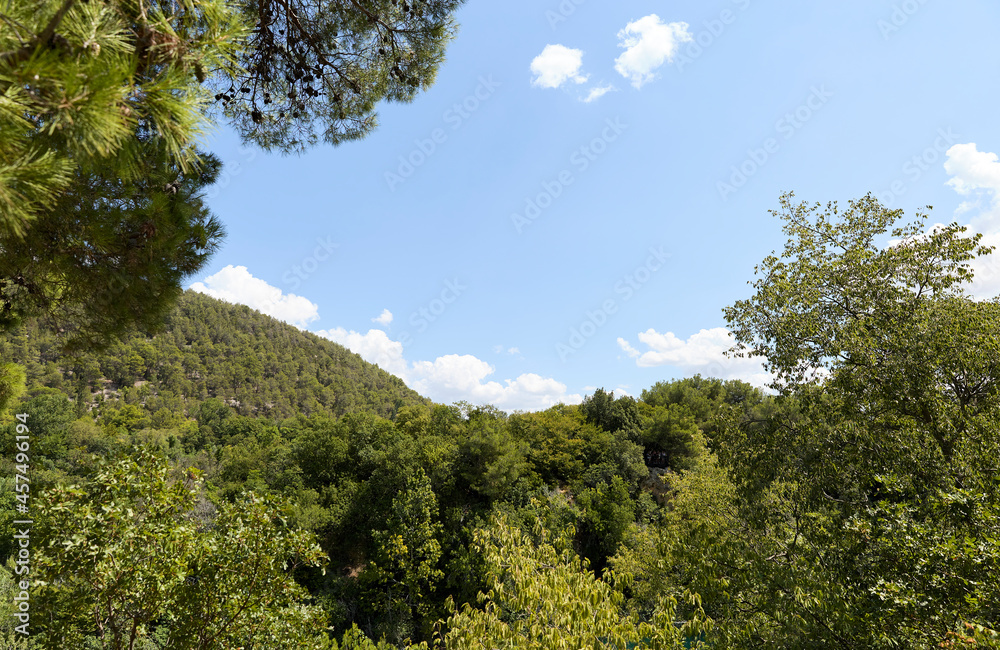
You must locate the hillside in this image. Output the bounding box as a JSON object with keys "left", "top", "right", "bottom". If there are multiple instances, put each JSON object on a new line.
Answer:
{"left": 0, "top": 290, "right": 427, "bottom": 420}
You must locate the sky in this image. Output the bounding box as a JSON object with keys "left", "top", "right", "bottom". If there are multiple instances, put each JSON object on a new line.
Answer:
{"left": 189, "top": 0, "right": 1000, "bottom": 412}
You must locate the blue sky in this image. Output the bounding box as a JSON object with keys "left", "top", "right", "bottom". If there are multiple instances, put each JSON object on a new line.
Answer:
{"left": 190, "top": 0, "right": 1000, "bottom": 411}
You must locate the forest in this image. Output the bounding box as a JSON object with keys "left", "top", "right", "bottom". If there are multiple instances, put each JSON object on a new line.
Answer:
{"left": 0, "top": 195, "right": 998, "bottom": 648}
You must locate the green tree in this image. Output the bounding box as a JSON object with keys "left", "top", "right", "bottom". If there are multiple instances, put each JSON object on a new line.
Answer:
{"left": 582, "top": 388, "right": 642, "bottom": 440}
{"left": 1, "top": 140, "right": 225, "bottom": 351}
{"left": 576, "top": 476, "right": 637, "bottom": 574}
{"left": 709, "top": 192, "right": 1000, "bottom": 646}
{"left": 365, "top": 468, "right": 444, "bottom": 643}
{"left": 2, "top": 0, "right": 468, "bottom": 349}
{"left": 456, "top": 410, "right": 533, "bottom": 503}
{"left": 0, "top": 362, "right": 24, "bottom": 420}
{"left": 33, "top": 447, "right": 331, "bottom": 649}
{"left": 0, "top": 562, "right": 30, "bottom": 649}
{"left": 439, "top": 513, "right": 709, "bottom": 649}
{"left": 0, "top": 0, "right": 245, "bottom": 236}
{"left": 167, "top": 493, "right": 331, "bottom": 649}
{"left": 640, "top": 402, "right": 699, "bottom": 470}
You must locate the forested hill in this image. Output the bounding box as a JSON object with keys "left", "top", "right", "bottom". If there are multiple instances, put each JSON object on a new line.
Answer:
{"left": 0, "top": 290, "right": 427, "bottom": 420}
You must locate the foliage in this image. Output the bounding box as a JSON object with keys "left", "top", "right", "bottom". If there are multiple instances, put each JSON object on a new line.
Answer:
{"left": 0, "top": 0, "right": 245, "bottom": 237}
{"left": 218, "top": 0, "right": 466, "bottom": 153}
{"left": 1, "top": 141, "right": 225, "bottom": 351}
{"left": 0, "top": 561, "right": 31, "bottom": 649}
{"left": 365, "top": 468, "right": 445, "bottom": 643}
{"left": 1, "top": 291, "right": 427, "bottom": 422}
{"left": 0, "top": 362, "right": 24, "bottom": 419}
{"left": 0, "top": 0, "right": 466, "bottom": 348}
{"left": 33, "top": 447, "right": 331, "bottom": 649}
{"left": 703, "top": 192, "right": 1000, "bottom": 646}
{"left": 582, "top": 388, "right": 642, "bottom": 441}
{"left": 438, "top": 512, "right": 709, "bottom": 649}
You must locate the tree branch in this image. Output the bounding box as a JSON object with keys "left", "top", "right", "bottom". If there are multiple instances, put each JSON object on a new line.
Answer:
{"left": 0, "top": 0, "right": 77, "bottom": 67}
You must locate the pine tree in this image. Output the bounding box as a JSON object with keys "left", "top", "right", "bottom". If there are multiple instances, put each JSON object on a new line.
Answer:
{"left": 0, "top": 138, "right": 225, "bottom": 351}
{"left": 216, "top": 0, "right": 466, "bottom": 152}
{"left": 0, "top": 0, "right": 246, "bottom": 236}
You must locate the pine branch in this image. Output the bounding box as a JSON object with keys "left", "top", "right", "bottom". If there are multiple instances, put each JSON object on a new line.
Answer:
{"left": 0, "top": 0, "right": 78, "bottom": 66}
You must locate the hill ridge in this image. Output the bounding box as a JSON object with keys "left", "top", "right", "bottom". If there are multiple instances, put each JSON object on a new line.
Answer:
{"left": 0, "top": 289, "right": 428, "bottom": 421}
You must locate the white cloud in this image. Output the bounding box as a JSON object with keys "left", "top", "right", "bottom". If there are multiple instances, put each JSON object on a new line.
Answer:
{"left": 618, "top": 328, "right": 771, "bottom": 386}
{"left": 581, "top": 84, "right": 616, "bottom": 103}
{"left": 531, "top": 44, "right": 589, "bottom": 89}
{"left": 945, "top": 143, "right": 1000, "bottom": 196}
{"left": 372, "top": 309, "right": 393, "bottom": 326}
{"left": 614, "top": 15, "right": 692, "bottom": 88}
{"left": 189, "top": 265, "right": 319, "bottom": 328}
{"left": 618, "top": 338, "right": 641, "bottom": 359}
{"left": 316, "top": 332, "right": 580, "bottom": 412}
{"left": 315, "top": 328, "right": 408, "bottom": 377}
{"left": 942, "top": 143, "right": 1000, "bottom": 298}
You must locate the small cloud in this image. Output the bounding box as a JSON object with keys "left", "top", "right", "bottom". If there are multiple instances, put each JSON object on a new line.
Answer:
{"left": 372, "top": 309, "right": 393, "bottom": 326}
{"left": 618, "top": 327, "right": 771, "bottom": 386}
{"left": 945, "top": 143, "right": 1000, "bottom": 196}
{"left": 531, "top": 44, "right": 589, "bottom": 89}
{"left": 507, "top": 347, "right": 521, "bottom": 356}
{"left": 581, "top": 84, "right": 616, "bottom": 103}
{"left": 614, "top": 15, "right": 692, "bottom": 88}
{"left": 315, "top": 328, "right": 407, "bottom": 377}
{"left": 190, "top": 265, "right": 319, "bottom": 328}
{"left": 617, "top": 337, "right": 640, "bottom": 358}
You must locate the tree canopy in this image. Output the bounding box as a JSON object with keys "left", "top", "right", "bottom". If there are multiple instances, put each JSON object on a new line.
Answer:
{"left": 219, "top": 0, "right": 466, "bottom": 152}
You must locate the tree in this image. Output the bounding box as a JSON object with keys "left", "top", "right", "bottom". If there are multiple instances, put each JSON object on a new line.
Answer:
{"left": 708, "top": 193, "right": 1000, "bottom": 646}
{"left": 0, "top": 562, "right": 30, "bottom": 649}
{"left": 0, "top": 363, "right": 24, "bottom": 420}
{"left": 2, "top": 0, "right": 468, "bottom": 349}
{"left": 640, "top": 402, "right": 699, "bottom": 470}
{"left": 576, "top": 476, "right": 637, "bottom": 574}
{"left": 217, "top": 0, "right": 466, "bottom": 152}
{"left": 0, "top": 140, "right": 225, "bottom": 351}
{"left": 0, "top": 0, "right": 245, "bottom": 237}
{"left": 582, "top": 388, "right": 642, "bottom": 440}
{"left": 33, "top": 447, "right": 331, "bottom": 649}
{"left": 438, "top": 513, "right": 709, "bottom": 649}
{"left": 365, "top": 468, "right": 444, "bottom": 643}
